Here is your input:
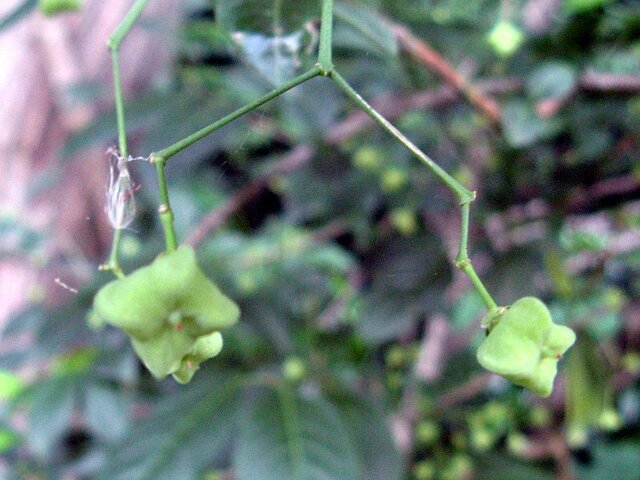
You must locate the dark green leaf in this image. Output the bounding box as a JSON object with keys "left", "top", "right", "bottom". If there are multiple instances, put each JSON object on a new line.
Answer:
{"left": 96, "top": 373, "right": 242, "bottom": 480}
{"left": 85, "top": 383, "right": 129, "bottom": 442}
{"left": 27, "top": 375, "right": 78, "bottom": 458}
{"left": 501, "top": 100, "right": 562, "bottom": 148}
{"left": 235, "top": 386, "right": 361, "bottom": 480}
{"left": 334, "top": 2, "right": 398, "bottom": 57}
{"left": 334, "top": 395, "right": 404, "bottom": 480}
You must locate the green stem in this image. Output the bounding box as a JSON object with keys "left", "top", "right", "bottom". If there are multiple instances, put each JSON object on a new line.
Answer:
{"left": 103, "top": 0, "right": 150, "bottom": 277}
{"left": 276, "top": 383, "right": 304, "bottom": 480}
{"left": 102, "top": 228, "right": 125, "bottom": 278}
{"left": 155, "top": 66, "right": 322, "bottom": 161}
{"left": 330, "top": 70, "right": 474, "bottom": 204}
{"left": 111, "top": 50, "right": 127, "bottom": 158}
{"left": 107, "top": 0, "right": 150, "bottom": 50}
{"left": 455, "top": 203, "right": 497, "bottom": 309}
{"left": 330, "top": 69, "right": 496, "bottom": 309}
{"left": 318, "top": 0, "right": 334, "bottom": 74}
{"left": 154, "top": 157, "right": 178, "bottom": 251}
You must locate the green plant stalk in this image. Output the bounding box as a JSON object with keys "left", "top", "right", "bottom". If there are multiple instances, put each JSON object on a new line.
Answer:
{"left": 330, "top": 69, "right": 496, "bottom": 309}
{"left": 154, "top": 157, "right": 178, "bottom": 251}
{"left": 276, "top": 383, "right": 304, "bottom": 479}
{"left": 455, "top": 202, "right": 497, "bottom": 309}
{"left": 318, "top": 0, "right": 334, "bottom": 73}
{"left": 330, "top": 70, "right": 474, "bottom": 204}
{"left": 155, "top": 66, "right": 322, "bottom": 161}
{"left": 102, "top": 0, "right": 150, "bottom": 277}
{"left": 107, "top": 0, "right": 150, "bottom": 50}
{"left": 105, "top": 228, "right": 125, "bottom": 278}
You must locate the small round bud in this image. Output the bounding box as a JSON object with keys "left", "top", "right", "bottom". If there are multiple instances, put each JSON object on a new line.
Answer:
{"left": 380, "top": 168, "right": 408, "bottom": 192}
{"left": 385, "top": 345, "right": 406, "bottom": 369}
{"left": 353, "top": 147, "right": 382, "bottom": 172}
{"left": 0, "top": 371, "right": 23, "bottom": 401}
{"left": 390, "top": 209, "right": 418, "bottom": 236}
{"left": 598, "top": 409, "right": 622, "bottom": 431}
{"left": 506, "top": 432, "right": 528, "bottom": 455}
{"left": 413, "top": 460, "right": 435, "bottom": 480}
{"left": 487, "top": 21, "right": 524, "bottom": 57}
{"left": 283, "top": 356, "right": 306, "bottom": 382}
{"left": 415, "top": 421, "right": 440, "bottom": 447}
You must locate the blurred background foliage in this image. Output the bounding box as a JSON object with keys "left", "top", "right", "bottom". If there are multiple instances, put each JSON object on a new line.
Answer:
{"left": 1, "top": 0, "right": 640, "bottom": 479}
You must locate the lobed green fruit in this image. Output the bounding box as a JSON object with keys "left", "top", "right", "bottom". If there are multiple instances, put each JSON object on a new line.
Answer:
{"left": 92, "top": 245, "right": 239, "bottom": 383}
{"left": 39, "top": 0, "right": 82, "bottom": 15}
{"left": 476, "top": 297, "right": 576, "bottom": 397}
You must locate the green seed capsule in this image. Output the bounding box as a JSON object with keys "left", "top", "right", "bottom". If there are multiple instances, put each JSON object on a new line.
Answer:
{"left": 476, "top": 297, "right": 576, "bottom": 397}
{"left": 92, "top": 245, "right": 239, "bottom": 382}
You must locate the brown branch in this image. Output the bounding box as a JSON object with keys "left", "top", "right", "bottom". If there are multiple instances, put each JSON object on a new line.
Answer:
{"left": 536, "top": 71, "right": 640, "bottom": 117}
{"left": 435, "top": 372, "right": 493, "bottom": 410}
{"left": 185, "top": 144, "right": 314, "bottom": 247}
{"left": 581, "top": 71, "right": 640, "bottom": 93}
{"left": 392, "top": 24, "right": 503, "bottom": 124}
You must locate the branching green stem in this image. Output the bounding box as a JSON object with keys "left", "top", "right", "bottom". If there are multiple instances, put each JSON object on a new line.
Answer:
{"left": 155, "top": 66, "right": 322, "bottom": 161}
{"left": 107, "top": 0, "right": 150, "bottom": 51}
{"left": 455, "top": 203, "right": 497, "bottom": 309}
{"left": 153, "top": 157, "right": 177, "bottom": 251}
{"left": 101, "top": 0, "right": 150, "bottom": 277}
{"left": 104, "top": 0, "right": 498, "bottom": 312}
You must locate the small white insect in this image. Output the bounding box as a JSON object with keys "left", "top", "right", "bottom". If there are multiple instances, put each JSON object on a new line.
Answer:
{"left": 105, "top": 148, "right": 147, "bottom": 230}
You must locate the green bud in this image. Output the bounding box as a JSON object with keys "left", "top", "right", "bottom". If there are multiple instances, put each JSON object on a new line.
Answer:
{"left": 380, "top": 168, "right": 408, "bottom": 192}
{"left": 470, "top": 427, "right": 495, "bottom": 451}
{"left": 39, "top": 0, "right": 82, "bottom": 15}
{"left": 390, "top": 209, "right": 418, "bottom": 236}
{"left": 413, "top": 460, "right": 435, "bottom": 480}
{"left": 415, "top": 421, "right": 439, "bottom": 446}
{"left": 282, "top": 356, "right": 306, "bottom": 382}
{"left": 0, "top": 429, "right": 18, "bottom": 454}
{"left": 529, "top": 405, "right": 551, "bottom": 427}
{"left": 476, "top": 297, "right": 576, "bottom": 397}
{"left": 385, "top": 345, "right": 406, "bottom": 369}
{"left": 353, "top": 146, "right": 382, "bottom": 172}
{"left": 0, "top": 371, "right": 23, "bottom": 401}
{"left": 442, "top": 454, "right": 473, "bottom": 480}
{"left": 487, "top": 21, "right": 524, "bottom": 57}
{"left": 92, "top": 246, "right": 240, "bottom": 382}
{"left": 506, "top": 432, "right": 528, "bottom": 455}
{"left": 598, "top": 409, "right": 622, "bottom": 431}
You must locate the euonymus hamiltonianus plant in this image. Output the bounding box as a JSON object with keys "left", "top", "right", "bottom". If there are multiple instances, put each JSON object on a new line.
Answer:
{"left": 86, "top": 0, "right": 575, "bottom": 392}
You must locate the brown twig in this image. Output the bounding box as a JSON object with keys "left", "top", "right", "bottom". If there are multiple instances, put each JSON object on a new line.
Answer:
{"left": 185, "top": 145, "right": 314, "bottom": 246}
{"left": 536, "top": 71, "right": 640, "bottom": 118}
{"left": 581, "top": 70, "right": 640, "bottom": 93}
{"left": 392, "top": 24, "right": 503, "bottom": 124}
{"left": 435, "top": 372, "right": 493, "bottom": 410}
